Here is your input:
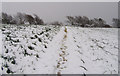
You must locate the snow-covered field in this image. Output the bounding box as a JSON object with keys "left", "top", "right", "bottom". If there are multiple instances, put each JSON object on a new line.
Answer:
{"left": 1, "top": 24, "right": 118, "bottom": 74}
{"left": 0, "top": 29, "right": 2, "bottom": 75}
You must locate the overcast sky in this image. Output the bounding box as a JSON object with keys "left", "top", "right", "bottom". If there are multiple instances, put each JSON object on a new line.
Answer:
{"left": 2, "top": 2, "right": 118, "bottom": 25}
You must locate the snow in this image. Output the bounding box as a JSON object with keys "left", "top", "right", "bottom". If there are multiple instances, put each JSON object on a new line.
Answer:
{"left": 0, "top": 29, "right": 2, "bottom": 75}
{"left": 1, "top": 24, "right": 118, "bottom": 74}
{"left": 61, "top": 27, "right": 118, "bottom": 74}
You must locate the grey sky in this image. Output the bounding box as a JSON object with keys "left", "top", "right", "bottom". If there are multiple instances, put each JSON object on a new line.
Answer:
{"left": 2, "top": 2, "right": 118, "bottom": 25}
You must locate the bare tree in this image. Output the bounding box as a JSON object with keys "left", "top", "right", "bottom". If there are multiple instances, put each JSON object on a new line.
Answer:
{"left": 66, "top": 16, "right": 76, "bottom": 25}
{"left": 74, "top": 16, "right": 82, "bottom": 25}
{"left": 92, "top": 18, "right": 105, "bottom": 27}
{"left": 15, "top": 12, "right": 25, "bottom": 25}
{"left": 34, "top": 14, "right": 44, "bottom": 25}
{"left": 98, "top": 18, "right": 106, "bottom": 27}
{"left": 25, "top": 14, "right": 35, "bottom": 25}
{"left": 66, "top": 16, "right": 90, "bottom": 27}
{"left": 2, "top": 12, "right": 13, "bottom": 24}
{"left": 7, "top": 15, "right": 13, "bottom": 24}
{"left": 112, "top": 18, "right": 120, "bottom": 28}
{"left": 2, "top": 12, "right": 9, "bottom": 24}
{"left": 82, "top": 16, "right": 89, "bottom": 24}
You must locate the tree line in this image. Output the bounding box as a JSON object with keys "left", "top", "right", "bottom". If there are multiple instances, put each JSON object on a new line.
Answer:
{"left": 1, "top": 12, "right": 44, "bottom": 25}
{"left": 0, "top": 12, "right": 119, "bottom": 28}
{"left": 66, "top": 16, "right": 120, "bottom": 28}
{"left": 112, "top": 18, "right": 120, "bottom": 28}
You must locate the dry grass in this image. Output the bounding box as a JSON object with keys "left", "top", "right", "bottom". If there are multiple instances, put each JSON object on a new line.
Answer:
{"left": 64, "top": 27, "right": 67, "bottom": 33}
{"left": 64, "top": 35, "right": 67, "bottom": 39}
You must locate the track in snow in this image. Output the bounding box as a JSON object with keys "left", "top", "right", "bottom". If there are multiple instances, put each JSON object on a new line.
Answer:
{"left": 1, "top": 25, "right": 118, "bottom": 74}
{"left": 32, "top": 26, "right": 118, "bottom": 74}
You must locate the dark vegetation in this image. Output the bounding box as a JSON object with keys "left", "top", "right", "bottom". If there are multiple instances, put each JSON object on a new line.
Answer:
{"left": 0, "top": 12, "right": 119, "bottom": 28}
{"left": 112, "top": 18, "right": 120, "bottom": 28}
{"left": 1, "top": 12, "right": 44, "bottom": 25}
{"left": 50, "top": 21, "right": 63, "bottom": 26}
{"left": 66, "top": 16, "right": 119, "bottom": 28}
